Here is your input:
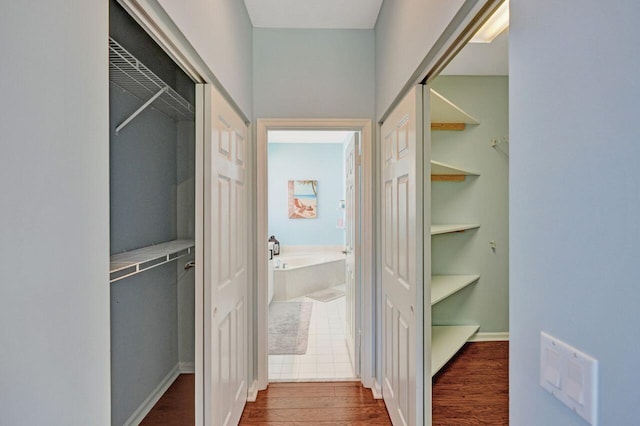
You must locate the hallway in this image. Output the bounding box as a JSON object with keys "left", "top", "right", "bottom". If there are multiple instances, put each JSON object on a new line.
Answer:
{"left": 239, "top": 382, "right": 391, "bottom": 424}
{"left": 140, "top": 341, "right": 508, "bottom": 424}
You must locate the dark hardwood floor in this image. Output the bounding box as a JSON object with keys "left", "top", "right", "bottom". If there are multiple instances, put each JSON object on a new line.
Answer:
{"left": 141, "top": 374, "right": 195, "bottom": 426}
{"left": 141, "top": 342, "right": 508, "bottom": 425}
{"left": 432, "top": 341, "right": 509, "bottom": 425}
{"left": 240, "top": 381, "right": 391, "bottom": 425}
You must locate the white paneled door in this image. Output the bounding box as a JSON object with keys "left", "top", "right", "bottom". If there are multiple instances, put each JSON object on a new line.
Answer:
{"left": 344, "top": 132, "right": 360, "bottom": 375}
{"left": 201, "top": 84, "right": 249, "bottom": 426}
{"left": 381, "top": 86, "right": 425, "bottom": 426}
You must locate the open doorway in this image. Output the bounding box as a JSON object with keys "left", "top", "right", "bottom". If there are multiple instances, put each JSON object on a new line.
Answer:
{"left": 376, "top": 1, "right": 510, "bottom": 423}
{"left": 266, "top": 130, "right": 358, "bottom": 381}
{"left": 108, "top": 1, "right": 197, "bottom": 424}
{"left": 427, "top": 0, "right": 510, "bottom": 422}
{"left": 256, "top": 119, "right": 374, "bottom": 390}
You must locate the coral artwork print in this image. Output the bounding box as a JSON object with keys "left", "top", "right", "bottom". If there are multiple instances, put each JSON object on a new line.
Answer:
{"left": 288, "top": 180, "right": 317, "bottom": 219}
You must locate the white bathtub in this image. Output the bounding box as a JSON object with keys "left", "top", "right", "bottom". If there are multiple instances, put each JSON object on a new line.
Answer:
{"left": 272, "top": 247, "right": 345, "bottom": 301}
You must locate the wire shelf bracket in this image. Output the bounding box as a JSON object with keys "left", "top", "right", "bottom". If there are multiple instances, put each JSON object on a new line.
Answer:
{"left": 116, "top": 86, "right": 168, "bottom": 134}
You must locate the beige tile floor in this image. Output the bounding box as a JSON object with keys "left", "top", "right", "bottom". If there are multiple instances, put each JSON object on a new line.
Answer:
{"left": 268, "top": 284, "right": 357, "bottom": 381}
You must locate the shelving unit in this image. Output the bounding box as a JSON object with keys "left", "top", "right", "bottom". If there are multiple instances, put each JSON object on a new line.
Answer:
{"left": 431, "top": 275, "right": 480, "bottom": 305}
{"left": 110, "top": 239, "right": 195, "bottom": 283}
{"left": 431, "top": 160, "right": 478, "bottom": 181}
{"left": 109, "top": 37, "right": 195, "bottom": 133}
{"left": 430, "top": 89, "right": 479, "bottom": 130}
{"left": 431, "top": 325, "right": 480, "bottom": 376}
{"left": 431, "top": 224, "right": 480, "bottom": 235}
{"left": 108, "top": 7, "right": 200, "bottom": 423}
{"left": 429, "top": 89, "right": 480, "bottom": 378}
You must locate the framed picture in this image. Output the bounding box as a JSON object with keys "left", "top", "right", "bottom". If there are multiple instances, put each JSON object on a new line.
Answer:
{"left": 288, "top": 180, "right": 317, "bottom": 219}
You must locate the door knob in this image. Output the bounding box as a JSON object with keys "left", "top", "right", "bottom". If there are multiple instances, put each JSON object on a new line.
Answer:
{"left": 184, "top": 261, "right": 196, "bottom": 270}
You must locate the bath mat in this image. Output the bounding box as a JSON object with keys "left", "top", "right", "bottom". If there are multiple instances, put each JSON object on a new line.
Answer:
{"left": 305, "top": 287, "right": 345, "bottom": 303}
{"left": 268, "top": 301, "right": 313, "bottom": 355}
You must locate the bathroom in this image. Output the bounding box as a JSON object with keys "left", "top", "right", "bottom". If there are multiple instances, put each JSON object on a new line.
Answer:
{"left": 266, "top": 130, "right": 358, "bottom": 381}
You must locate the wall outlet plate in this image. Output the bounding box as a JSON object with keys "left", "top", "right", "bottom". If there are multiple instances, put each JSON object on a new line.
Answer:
{"left": 540, "top": 332, "right": 598, "bottom": 425}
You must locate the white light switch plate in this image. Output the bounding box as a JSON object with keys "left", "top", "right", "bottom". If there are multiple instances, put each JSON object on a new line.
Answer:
{"left": 540, "top": 332, "right": 598, "bottom": 425}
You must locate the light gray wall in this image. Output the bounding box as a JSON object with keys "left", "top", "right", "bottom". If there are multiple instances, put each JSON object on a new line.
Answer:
{"left": 253, "top": 29, "right": 375, "bottom": 119}
{"left": 157, "top": 0, "right": 253, "bottom": 119}
{"left": 109, "top": 85, "right": 178, "bottom": 253}
{"left": 430, "top": 76, "right": 509, "bottom": 333}
{"left": 374, "top": 0, "right": 465, "bottom": 120}
{"left": 109, "top": 86, "right": 181, "bottom": 425}
{"left": 510, "top": 0, "right": 640, "bottom": 424}
{"left": 0, "top": 2, "right": 111, "bottom": 425}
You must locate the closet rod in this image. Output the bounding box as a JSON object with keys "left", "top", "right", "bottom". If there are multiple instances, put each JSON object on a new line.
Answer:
{"left": 115, "top": 86, "right": 168, "bottom": 134}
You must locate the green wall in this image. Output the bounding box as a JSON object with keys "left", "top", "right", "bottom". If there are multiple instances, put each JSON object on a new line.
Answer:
{"left": 430, "top": 76, "right": 509, "bottom": 333}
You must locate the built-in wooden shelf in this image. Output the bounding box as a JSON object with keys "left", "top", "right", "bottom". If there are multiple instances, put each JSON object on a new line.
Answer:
{"left": 431, "top": 160, "right": 479, "bottom": 181}
{"left": 428, "top": 86, "right": 483, "bottom": 380}
{"left": 110, "top": 239, "right": 195, "bottom": 283}
{"left": 431, "top": 224, "right": 480, "bottom": 235}
{"left": 431, "top": 275, "right": 480, "bottom": 305}
{"left": 430, "top": 89, "right": 479, "bottom": 130}
{"left": 431, "top": 123, "right": 466, "bottom": 131}
{"left": 431, "top": 325, "right": 479, "bottom": 376}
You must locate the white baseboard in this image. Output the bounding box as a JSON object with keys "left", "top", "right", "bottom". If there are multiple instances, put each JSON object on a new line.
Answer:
{"left": 371, "top": 379, "right": 383, "bottom": 399}
{"left": 124, "top": 364, "right": 180, "bottom": 426}
{"left": 361, "top": 375, "right": 374, "bottom": 391}
{"left": 247, "top": 380, "right": 259, "bottom": 402}
{"left": 179, "top": 361, "right": 195, "bottom": 373}
{"left": 468, "top": 332, "right": 510, "bottom": 342}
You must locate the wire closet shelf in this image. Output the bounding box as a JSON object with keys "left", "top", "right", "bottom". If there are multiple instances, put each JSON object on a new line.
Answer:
{"left": 109, "top": 37, "right": 195, "bottom": 129}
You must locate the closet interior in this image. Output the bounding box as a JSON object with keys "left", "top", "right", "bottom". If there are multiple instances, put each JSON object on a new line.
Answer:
{"left": 109, "top": 1, "right": 196, "bottom": 424}
{"left": 427, "top": 31, "right": 509, "bottom": 379}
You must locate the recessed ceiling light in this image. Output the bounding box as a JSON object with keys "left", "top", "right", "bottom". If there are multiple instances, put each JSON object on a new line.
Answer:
{"left": 470, "top": 0, "right": 509, "bottom": 43}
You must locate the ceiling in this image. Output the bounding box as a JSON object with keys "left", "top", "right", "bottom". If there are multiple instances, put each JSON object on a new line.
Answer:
{"left": 244, "top": 0, "right": 383, "bottom": 29}
{"left": 441, "top": 29, "right": 509, "bottom": 76}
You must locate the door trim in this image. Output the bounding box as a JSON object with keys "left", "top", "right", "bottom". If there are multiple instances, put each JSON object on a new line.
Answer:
{"left": 256, "top": 119, "right": 374, "bottom": 390}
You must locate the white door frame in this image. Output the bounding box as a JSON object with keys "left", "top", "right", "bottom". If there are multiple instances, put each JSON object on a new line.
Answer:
{"left": 256, "top": 119, "right": 374, "bottom": 390}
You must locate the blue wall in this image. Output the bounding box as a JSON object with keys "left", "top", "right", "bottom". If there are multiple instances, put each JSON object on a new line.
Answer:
{"left": 268, "top": 143, "right": 344, "bottom": 246}
{"left": 510, "top": 1, "right": 640, "bottom": 424}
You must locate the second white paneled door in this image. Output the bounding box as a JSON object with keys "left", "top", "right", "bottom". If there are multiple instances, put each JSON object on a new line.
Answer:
{"left": 344, "top": 132, "right": 360, "bottom": 375}
{"left": 201, "top": 84, "right": 249, "bottom": 426}
{"left": 381, "top": 86, "right": 425, "bottom": 426}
